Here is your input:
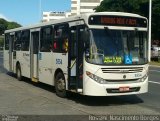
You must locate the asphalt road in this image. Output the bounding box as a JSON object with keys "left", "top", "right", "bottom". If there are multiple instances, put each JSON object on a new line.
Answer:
{"left": 138, "top": 66, "right": 160, "bottom": 113}
{"left": 0, "top": 51, "right": 160, "bottom": 121}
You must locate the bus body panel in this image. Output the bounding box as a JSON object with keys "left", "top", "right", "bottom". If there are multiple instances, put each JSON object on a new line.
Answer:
{"left": 16, "top": 51, "right": 30, "bottom": 78}
{"left": 3, "top": 50, "right": 9, "bottom": 71}
{"left": 52, "top": 53, "right": 68, "bottom": 85}
{"left": 38, "top": 52, "right": 54, "bottom": 85}
{"left": 38, "top": 52, "right": 68, "bottom": 85}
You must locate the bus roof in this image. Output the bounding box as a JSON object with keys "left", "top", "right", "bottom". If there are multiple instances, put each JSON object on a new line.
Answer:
{"left": 5, "top": 12, "right": 147, "bottom": 33}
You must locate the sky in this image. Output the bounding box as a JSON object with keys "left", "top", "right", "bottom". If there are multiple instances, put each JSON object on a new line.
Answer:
{"left": 0, "top": 0, "right": 71, "bottom": 26}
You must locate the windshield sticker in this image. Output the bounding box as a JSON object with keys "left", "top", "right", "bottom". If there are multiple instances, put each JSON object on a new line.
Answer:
{"left": 104, "top": 56, "right": 122, "bottom": 64}
{"left": 124, "top": 54, "right": 132, "bottom": 64}
{"left": 132, "top": 57, "right": 139, "bottom": 62}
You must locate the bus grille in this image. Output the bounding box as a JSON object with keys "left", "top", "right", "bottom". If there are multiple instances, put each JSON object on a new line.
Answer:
{"left": 106, "top": 79, "right": 138, "bottom": 83}
{"left": 101, "top": 67, "right": 143, "bottom": 73}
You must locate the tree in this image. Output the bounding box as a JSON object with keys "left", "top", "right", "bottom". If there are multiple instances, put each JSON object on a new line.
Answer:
{"left": 152, "top": 0, "right": 160, "bottom": 40}
{"left": 0, "top": 18, "right": 21, "bottom": 48}
{"left": 95, "top": 0, "right": 147, "bottom": 14}
{"left": 95, "top": 0, "right": 160, "bottom": 40}
{"left": 0, "top": 18, "right": 21, "bottom": 35}
{"left": 0, "top": 36, "right": 4, "bottom": 49}
{"left": 7, "top": 22, "right": 21, "bottom": 30}
{"left": 0, "top": 19, "right": 8, "bottom": 35}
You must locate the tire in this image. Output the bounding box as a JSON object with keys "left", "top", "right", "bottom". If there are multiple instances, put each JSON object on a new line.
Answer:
{"left": 16, "top": 64, "right": 22, "bottom": 81}
{"left": 55, "top": 72, "right": 66, "bottom": 98}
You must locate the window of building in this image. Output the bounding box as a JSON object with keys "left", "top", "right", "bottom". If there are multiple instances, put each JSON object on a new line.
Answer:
{"left": 43, "top": 14, "right": 48, "bottom": 17}
{"left": 72, "top": 1, "right": 77, "bottom": 4}
{"left": 81, "top": 0, "right": 100, "bottom": 3}
{"left": 71, "top": 13, "right": 77, "bottom": 16}
{"left": 72, "top": 7, "right": 77, "bottom": 10}
{"left": 80, "top": 6, "right": 96, "bottom": 9}
{"left": 21, "top": 30, "right": 30, "bottom": 51}
{"left": 53, "top": 24, "right": 69, "bottom": 53}
{"left": 40, "top": 26, "right": 53, "bottom": 52}
{"left": 42, "top": 19, "right": 48, "bottom": 22}
{"left": 14, "top": 31, "right": 22, "bottom": 51}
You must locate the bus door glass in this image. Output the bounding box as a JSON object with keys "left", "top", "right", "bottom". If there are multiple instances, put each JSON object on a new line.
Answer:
{"left": 31, "top": 31, "right": 39, "bottom": 80}
{"left": 68, "top": 25, "right": 85, "bottom": 90}
{"left": 9, "top": 34, "right": 14, "bottom": 71}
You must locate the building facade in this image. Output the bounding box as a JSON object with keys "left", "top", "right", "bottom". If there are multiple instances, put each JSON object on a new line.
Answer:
{"left": 71, "top": 0, "right": 102, "bottom": 16}
{"left": 42, "top": 11, "right": 71, "bottom": 22}
{"left": 42, "top": 0, "right": 102, "bottom": 22}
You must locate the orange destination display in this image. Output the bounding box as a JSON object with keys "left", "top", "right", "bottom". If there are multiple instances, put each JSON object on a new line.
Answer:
{"left": 88, "top": 15, "right": 147, "bottom": 27}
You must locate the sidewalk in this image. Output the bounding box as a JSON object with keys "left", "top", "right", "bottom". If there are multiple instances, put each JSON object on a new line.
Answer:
{"left": 149, "top": 61, "right": 160, "bottom": 67}
{"left": 149, "top": 64, "right": 160, "bottom": 68}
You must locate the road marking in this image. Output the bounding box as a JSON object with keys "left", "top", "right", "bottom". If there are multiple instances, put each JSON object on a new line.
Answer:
{"left": 149, "top": 70, "right": 160, "bottom": 73}
{"left": 149, "top": 81, "right": 160, "bottom": 85}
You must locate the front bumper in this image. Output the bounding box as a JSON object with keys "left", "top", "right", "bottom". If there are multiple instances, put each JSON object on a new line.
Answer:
{"left": 83, "top": 77, "right": 148, "bottom": 96}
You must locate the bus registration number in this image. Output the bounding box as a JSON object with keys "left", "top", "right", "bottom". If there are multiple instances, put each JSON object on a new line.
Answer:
{"left": 56, "top": 59, "right": 62, "bottom": 65}
{"left": 119, "top": 87, "right": 130, "bottom": 92}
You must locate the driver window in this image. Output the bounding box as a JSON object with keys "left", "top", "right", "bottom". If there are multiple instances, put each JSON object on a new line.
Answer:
{"left": 53, "top": 24, "right": 69, "bottom": 53}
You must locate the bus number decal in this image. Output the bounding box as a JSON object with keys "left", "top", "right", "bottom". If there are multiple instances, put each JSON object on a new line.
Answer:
{"left": 135, "top": 73, "right": 142, "bottom": 78}
{"left": 56, "top": 59, "right": 62, "bottom": 65}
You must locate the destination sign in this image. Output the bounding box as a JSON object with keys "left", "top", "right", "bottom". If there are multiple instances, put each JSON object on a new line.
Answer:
{"left": 88, "top": 15, "right": 147, "bottom": 27}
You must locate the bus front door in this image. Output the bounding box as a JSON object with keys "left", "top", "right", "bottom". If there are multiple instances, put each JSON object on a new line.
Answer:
{"left": 68, "top": 26, "right": 84, "bottom": 92}
{"left": 30, "top": 31, "right": 39, "bottom": 82}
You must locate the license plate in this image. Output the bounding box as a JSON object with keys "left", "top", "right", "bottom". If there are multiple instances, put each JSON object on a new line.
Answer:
{"left": 119, "top": 87, "right": 130, "bottom": 92}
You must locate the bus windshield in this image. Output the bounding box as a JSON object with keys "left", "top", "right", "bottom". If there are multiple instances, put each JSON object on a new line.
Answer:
{"left": 87, "top": 29, "right": 148, "bottom": 65}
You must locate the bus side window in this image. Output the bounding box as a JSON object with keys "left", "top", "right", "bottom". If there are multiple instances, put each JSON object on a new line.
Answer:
{"left": 15, "top": 31, "right": 22, "bottom": 51}
{"left": 53, "top": 24, "right": 69, "bottom": 53}
{"left": 21, "top": 30, "right": 30, "bottom": 51}
{"left": 40, "top": 26, "right": 53, "bottom": 52}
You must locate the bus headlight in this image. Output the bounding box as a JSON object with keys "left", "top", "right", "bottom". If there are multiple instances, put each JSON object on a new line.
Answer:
{"left": 139, "top": 74, "right": 148, "bottom": 82}
{"left": 86, "top": 71, "right": 106, "bottom": 84}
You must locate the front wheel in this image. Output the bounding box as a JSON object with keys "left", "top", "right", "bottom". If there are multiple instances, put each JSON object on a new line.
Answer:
{"left": 55, "top": 72, "right": 66, "bottom": 98}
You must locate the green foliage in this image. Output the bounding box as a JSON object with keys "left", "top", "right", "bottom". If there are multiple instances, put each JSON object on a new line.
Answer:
{"left": 95, "top": 0, "right": 160, "bottom": 40}
{"left": 0, "top": 18, "right": 21, "bottom": 35}
{"left": 152, "top": 0, "right": 160, "bottom": 39}
{"left": 0, "top": 19, "right": 8, "bottom": 35}
{"left": 7, "top": 22, "right": 21, "bottom": 30}
{"left": 0, "top": 36, "right": 4, "bottom": 49}
{"left": 95, "top": 0, "right": 146, "bottom": 13}
{"left": 95, "top": 0, "right": 149, "bottom": 16}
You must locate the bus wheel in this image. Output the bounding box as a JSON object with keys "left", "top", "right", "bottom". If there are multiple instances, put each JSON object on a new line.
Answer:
{"left": 16, "top": 65, "right": 22, "bottom": 81}
{"left": 55, "top": 72, "right": 66, "bottom": 98}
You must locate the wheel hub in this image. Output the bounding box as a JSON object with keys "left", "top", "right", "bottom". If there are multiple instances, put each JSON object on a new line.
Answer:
{"left": 57, "top": 78, "right": 65, "bottom": 91}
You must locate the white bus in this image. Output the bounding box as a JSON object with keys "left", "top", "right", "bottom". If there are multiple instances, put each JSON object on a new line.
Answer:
{"left": 4, "top": 12, "right": 149, "bottom": 97}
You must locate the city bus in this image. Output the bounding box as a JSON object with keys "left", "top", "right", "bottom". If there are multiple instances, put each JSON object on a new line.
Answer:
{"left": 4, "top": 12, "right": 149, "bottom": 97}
